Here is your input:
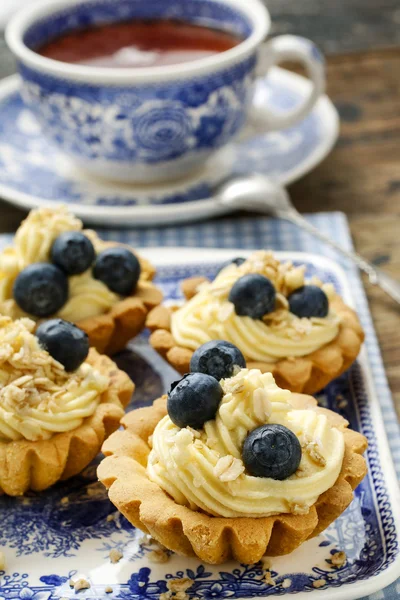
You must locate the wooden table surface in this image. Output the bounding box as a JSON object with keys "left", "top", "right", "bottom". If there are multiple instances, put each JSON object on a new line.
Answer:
{"left": 0, "top": 2, "right": 399, "bottom": 415}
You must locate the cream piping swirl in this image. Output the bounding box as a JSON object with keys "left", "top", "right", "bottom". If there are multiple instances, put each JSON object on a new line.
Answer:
{"left": 148, "top": 369, "right": 345, "bottom": 518}
{"left": 171, "top": 253, "right": 340, "bottom": 363}
{"left": 0, "top": 207, "right": 120, "bottom": 322}
{"left": 0, "top": 317, "right": 108, "bottom": 442}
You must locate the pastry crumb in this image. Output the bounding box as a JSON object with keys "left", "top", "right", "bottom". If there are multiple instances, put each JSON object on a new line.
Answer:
{"left": 281, "top": 578, "right": 291, "bottom": 589}
{"left": 331, "top": 551, "right": 347, "bottom": 567}
{"left": 60, "top": 496, "right": 69, "bottom": 505}
{"left": 167, "top": 578, "right": 194, "bottom": 594}
{"left": 105, "top": 586, "right": 113, "bottom": 594}
{"left": 160, "top": 579, "right": 194, "bottom": 600}
{"left": 0, "top": 551, "right": 6, "bottom": 570}
{"left": 264, "top": 571, "right": 275, "bottom": 586}
{"left": 106, "top": 513, "right": 115, "bottom": 522}
{"left": 109, "top": 549, "right": 123, "bottom": 563}
{"left": 313, "top": 579, "right": 326, "bottom": 588}
{"left": 148, "top": 548, "right": 170, "bottom": 564}
{"left": 69, "top": 579, "right": 75, "bottom": 588}
{"left": 73, "top": 578, "right": 91, "bottom": 592}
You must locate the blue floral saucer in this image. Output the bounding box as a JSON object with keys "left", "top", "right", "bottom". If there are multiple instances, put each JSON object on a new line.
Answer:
{"left": 0, "top": 68, "right": 338, "bottom": 226}
{"left": 1, "top": 249, "right": 399, "bottom": 600}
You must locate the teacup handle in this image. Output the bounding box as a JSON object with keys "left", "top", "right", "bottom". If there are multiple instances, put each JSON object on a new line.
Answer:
{"left": 249, "top": 35, "right": 326, "bottom": 131}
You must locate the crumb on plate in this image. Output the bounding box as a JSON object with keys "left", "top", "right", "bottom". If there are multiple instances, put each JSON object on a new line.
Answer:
{"left": 109, "top": 549, "right": 123, "bottom": 564}
{"left": 331, "top": 551, "right": 347, "bottom": 568}
{"left": 73, "top": 578, "right": 91, "bottom": 592}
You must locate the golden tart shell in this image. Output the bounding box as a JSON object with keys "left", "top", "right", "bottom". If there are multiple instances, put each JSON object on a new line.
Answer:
{"left": 98, "top": 394, "right": 367, "bottom": 564}
{"left": 0, "top": 349, "right": 134, "bottom": 496}
{"left": 147, "top": 277, "right": 364, "bottom": 395}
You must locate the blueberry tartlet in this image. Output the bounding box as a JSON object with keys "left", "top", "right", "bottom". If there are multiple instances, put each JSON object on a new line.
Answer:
{"left": 147, "top": 251, "right": 364, "bottom": 394}
{"left": 0, "top": 316, "right": 133, "bottom": 496}
{"left": 98, "top": 341, "right": 367, "bottom": 564}
{"left": 0, "top": 207, "right": 163, "bottom": 354}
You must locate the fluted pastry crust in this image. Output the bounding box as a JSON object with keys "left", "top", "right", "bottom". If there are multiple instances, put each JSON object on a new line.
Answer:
{"left": 0, "top": 349, "right": 134, "bottom": 496}
{"left": 98, "top": 394, "right": 367, "bottom": 564}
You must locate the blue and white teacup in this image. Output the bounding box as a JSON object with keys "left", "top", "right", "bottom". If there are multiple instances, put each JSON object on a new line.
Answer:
{"left": 7, "top": 0, "right": 326, "bottom": 184}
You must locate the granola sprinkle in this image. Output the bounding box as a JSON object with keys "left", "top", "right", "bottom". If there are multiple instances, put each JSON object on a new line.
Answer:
{"left": 289, "top": 501, "right": 310, "bottom": 515}
{"left": 214, "top": 455, "right": 245, "bottom": 482}
{"left": 301, "top": 436, "right": 327, "bottom": 468}
{"left": 0, "top": 316, "right": 108, "bottom": 442}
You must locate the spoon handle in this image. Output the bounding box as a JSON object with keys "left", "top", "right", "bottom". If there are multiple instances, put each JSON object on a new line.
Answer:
{"left": 284, "top": 209, "right": 400, "bottom": 305}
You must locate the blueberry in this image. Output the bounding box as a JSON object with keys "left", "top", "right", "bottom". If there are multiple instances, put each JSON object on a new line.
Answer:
{"left": 228, "top": 274, "right": 276, "bottom": 319}
{"left": 36, "top": 319, "right": 89, "bottom": 372}
{"left": 51, "top": 232, "right": 95, "bottom": 275}
{"left": 217, "top": 256, "right": 246, "bottom": 275}
{"left": 242, "top": 424, "right": 302, "bottom": 479}
{"left": 93, "top": 248, "right": 141, "bottom": 295}
{"left": 13, "top": 263, "right": 69, "bottom": 317}
{"left": 288, "top": 285, "right": 329, "bottom": 318}
{"left": 190, "top": 340, "right": 246, "bottom": 381}
{"left": 167, "top": 372, "right": 223, "bottom": 429}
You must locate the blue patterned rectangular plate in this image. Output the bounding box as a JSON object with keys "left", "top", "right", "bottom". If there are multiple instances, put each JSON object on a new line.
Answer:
{"left": 1, "top": 249, "right": 400, "bottom": 600}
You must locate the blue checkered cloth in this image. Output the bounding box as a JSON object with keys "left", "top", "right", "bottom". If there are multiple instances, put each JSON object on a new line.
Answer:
{"left": 1, "top": 211, "right": 399, "bottom": 598}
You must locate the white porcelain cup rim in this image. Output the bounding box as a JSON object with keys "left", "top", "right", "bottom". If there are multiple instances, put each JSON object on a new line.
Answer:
{"left": 6, "top": 0, "right": 270, "bottom": 84}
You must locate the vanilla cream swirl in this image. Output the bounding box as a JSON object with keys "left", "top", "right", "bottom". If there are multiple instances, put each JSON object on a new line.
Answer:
{"left": 0, "top": 207, "right": 119, "bottom": 322}
{"left": 171, "top": 252, "right": 340, "bottom": 362}
{"left": 148, "top": 369, "right": 345, "bottom": 518}
{"left": 14, "top": 206, "right": 82, "bottom": 267}
{"left": 58, "top": 273, "right": 119, "bottom": 322}
{"left": 0, "top": 317, "right": 108, "bottom": 442}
